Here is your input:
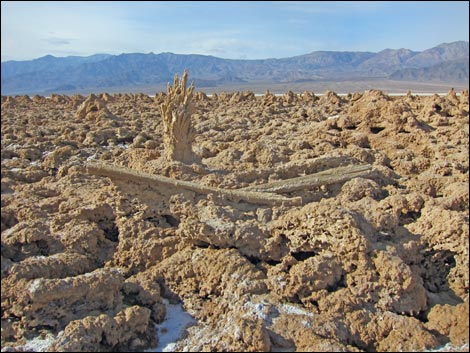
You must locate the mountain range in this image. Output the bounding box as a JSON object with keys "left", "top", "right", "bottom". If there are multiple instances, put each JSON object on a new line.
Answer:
{"left": 1, "top": 41, "right": 468, "bottom": 95}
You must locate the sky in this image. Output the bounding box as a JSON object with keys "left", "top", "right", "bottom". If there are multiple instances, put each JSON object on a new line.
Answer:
{"left": 1, "top": 1, "right": 469, "bottom": 62}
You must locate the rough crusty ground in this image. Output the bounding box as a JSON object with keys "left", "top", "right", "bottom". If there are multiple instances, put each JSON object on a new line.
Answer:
{"left": 1, "top": 89, "right": 469, "bottom": 352}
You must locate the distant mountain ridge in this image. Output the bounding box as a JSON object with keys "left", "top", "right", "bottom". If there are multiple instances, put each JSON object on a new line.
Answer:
{"left": 1, "top": 41, "right": 468, "bottom": 95}
{"left": 390, "top": 59, "right": 469, "bottom": 82}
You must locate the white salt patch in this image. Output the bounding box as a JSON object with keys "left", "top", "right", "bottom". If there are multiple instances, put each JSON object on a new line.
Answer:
{"left": 243, "top": 301, "right": 271, "bottom": 320}
{"left": 278, "top": 303, "right": 314, "bottom": 317}
{"left": 6, "top": 143, "right": 23, "bottom": 150}
{"left": 163, "top": 342, "right": 177, "bottom": 351}
{"left": 28, "top": 278, "right": 44, "bottom": 293}
{"left": 103, "top": 143, "right": 129, "bottom": 151}
{"left": 426, "top": 343, "right": 469, "bottom": 352}
{"left": 31, "top": 255, "right": 47, "bottom": 260}
{"left": 86, "top": 153, "right": 98, "bottom": 161}
{"left": 388, "top": 92, "right": 451, "bottom": 96}
{"left": 146, "top": 299, "right": 197, "bottom": 352}
{"left": 19, "top": 333, "right": 56, "bottom": 352}
{"left": 83, "top": 271, "right": 97, "bottom": 277}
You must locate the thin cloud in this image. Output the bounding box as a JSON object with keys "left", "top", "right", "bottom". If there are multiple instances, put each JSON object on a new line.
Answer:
{"left": 276, "top": 1, "right": 384, "bottom": 14}
{"left": 189, "top": 37, "right": 249, "bottom": 59}
{"left": 287, "top": 17, "right": 309, "bottom": 25}
{"left": 44, "top": 37, "right": 73, "bottom": 46}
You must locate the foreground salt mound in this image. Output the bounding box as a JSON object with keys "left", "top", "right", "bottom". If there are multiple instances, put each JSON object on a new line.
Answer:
{"left": 1, "top": 89, "right": 468, "bottom": 351}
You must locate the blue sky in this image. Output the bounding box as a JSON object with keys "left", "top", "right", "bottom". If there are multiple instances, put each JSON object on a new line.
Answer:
{"left": 1, "top": 1, "right": 468, "bottom": 61}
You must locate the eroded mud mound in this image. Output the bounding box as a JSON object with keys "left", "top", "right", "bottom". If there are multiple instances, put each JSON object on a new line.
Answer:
{"left": 1, "top": 89, "right": 469, "bottom": 352}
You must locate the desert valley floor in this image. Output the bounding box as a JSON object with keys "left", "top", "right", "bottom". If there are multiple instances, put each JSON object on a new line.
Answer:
{"left": 1, "top": 89, "right": 469, "bottom": 352}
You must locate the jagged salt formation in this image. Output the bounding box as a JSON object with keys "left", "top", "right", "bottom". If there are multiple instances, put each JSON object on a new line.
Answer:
{"left": 160, "top": 70, "right": 196, "bottom": 164}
